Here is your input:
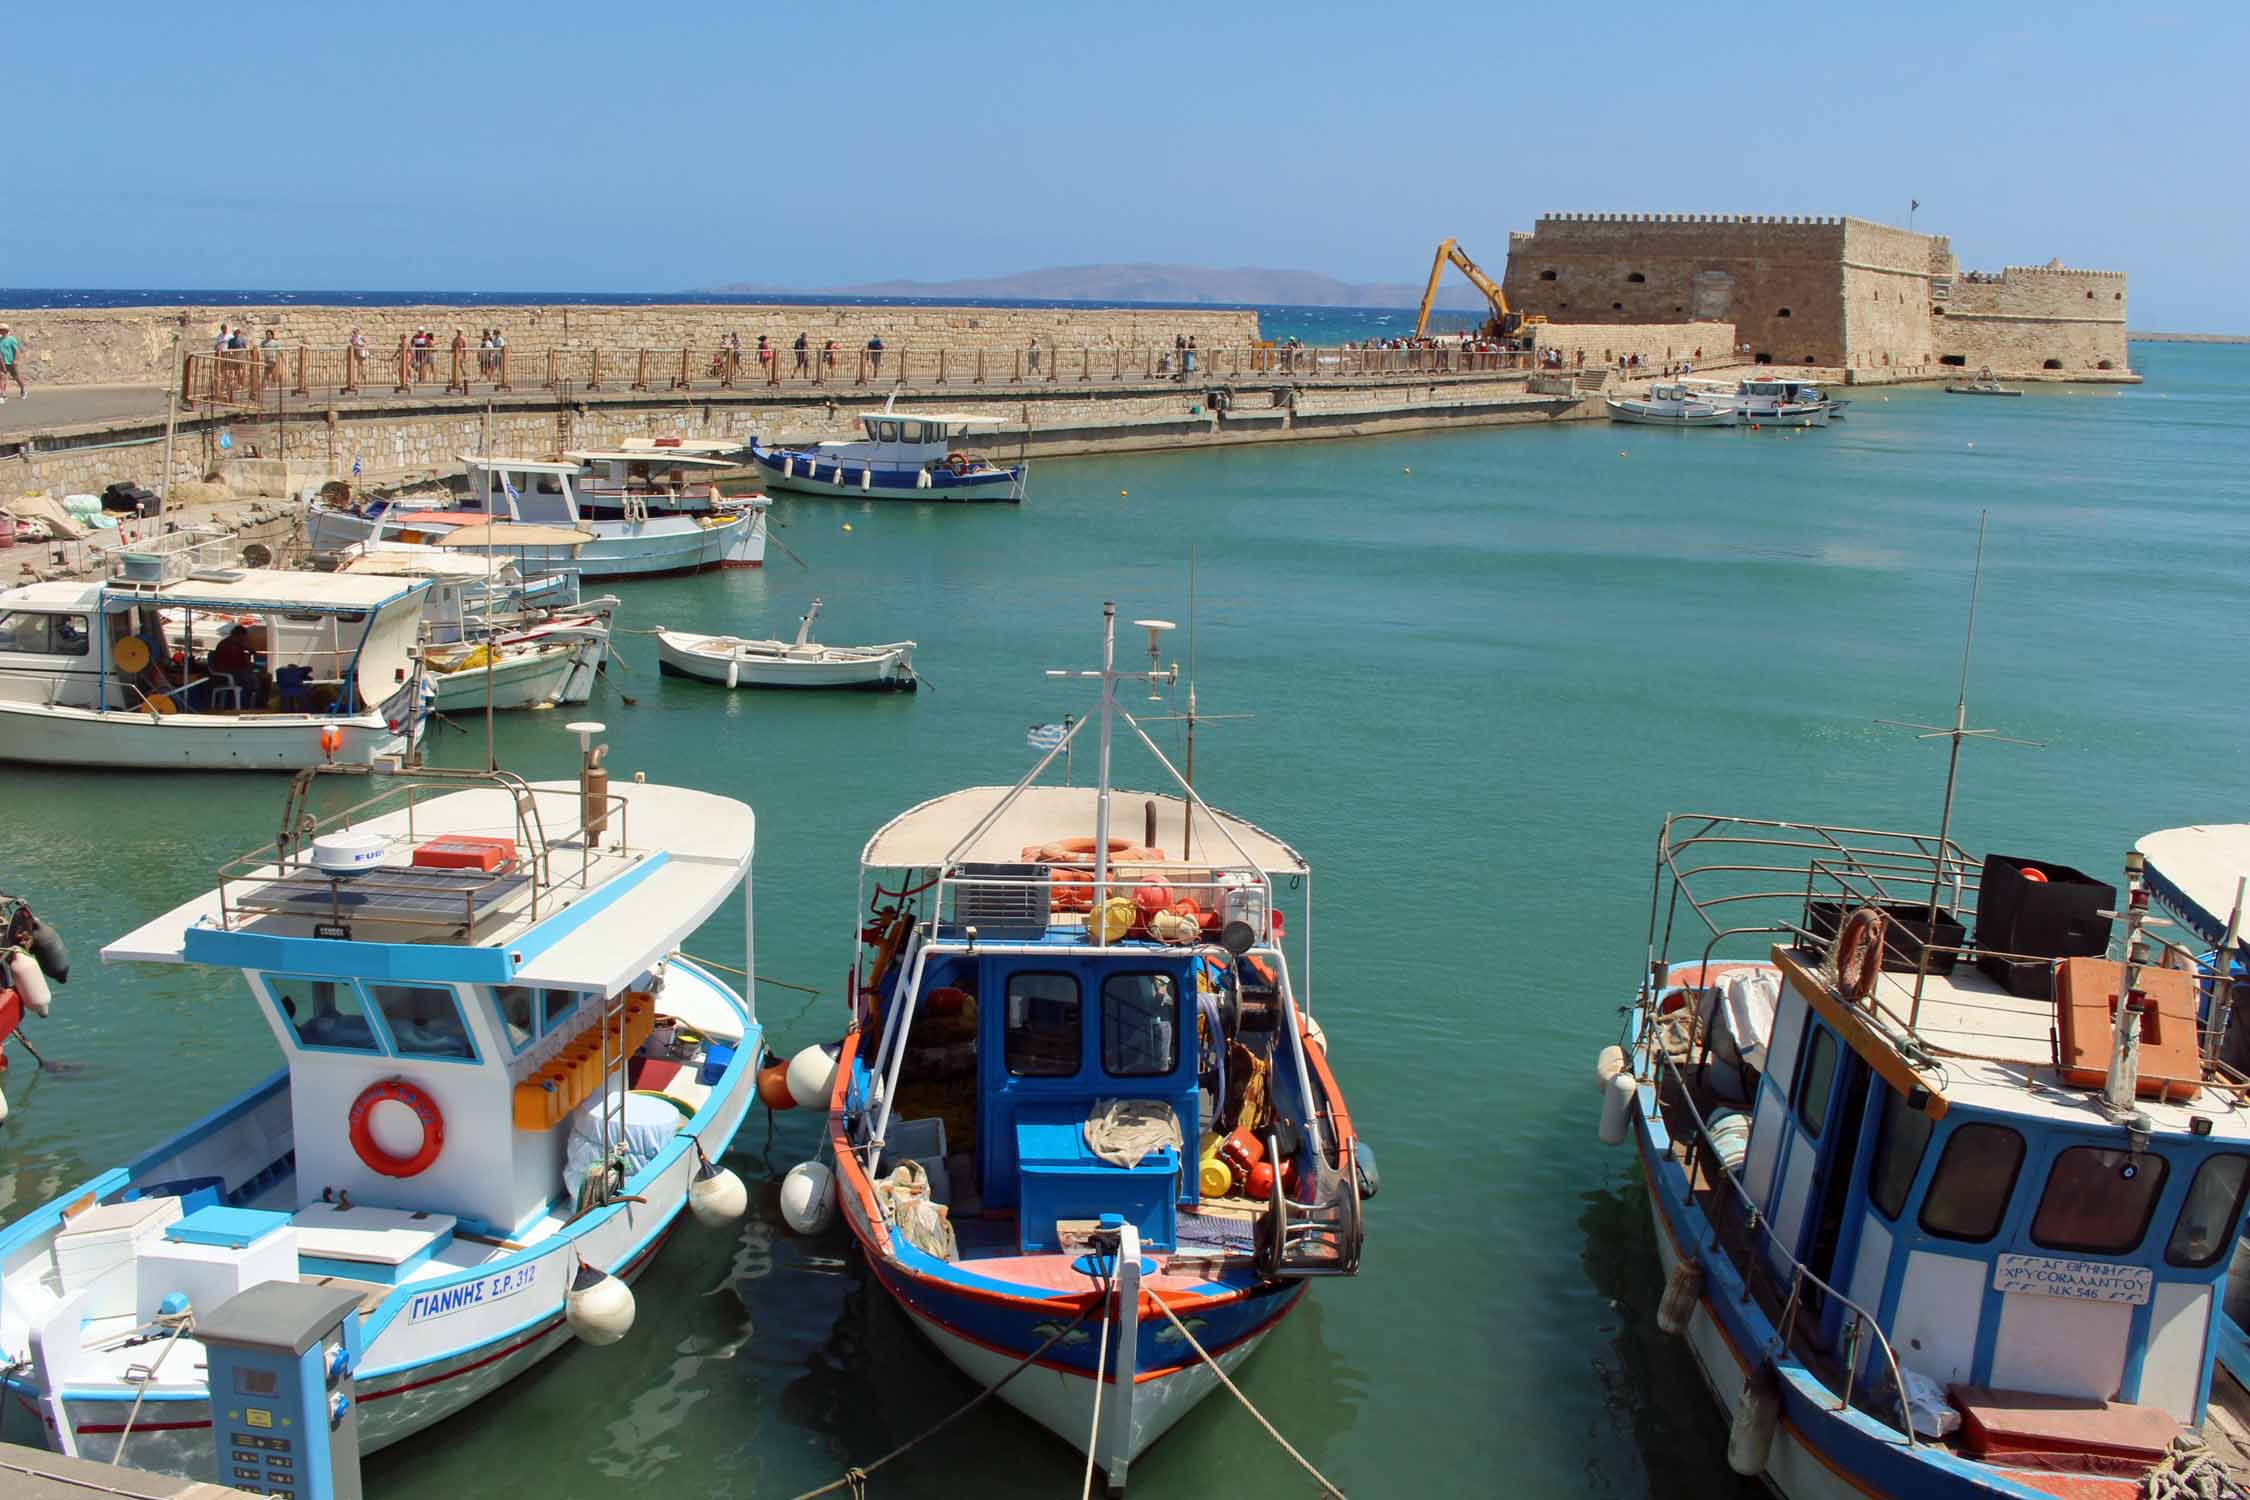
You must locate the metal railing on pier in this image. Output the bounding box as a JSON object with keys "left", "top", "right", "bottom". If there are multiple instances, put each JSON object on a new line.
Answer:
{"left": 181, "top": 338, "right": 1541, "bottom": 408}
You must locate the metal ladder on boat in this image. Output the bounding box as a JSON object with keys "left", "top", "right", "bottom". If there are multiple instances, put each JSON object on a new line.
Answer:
{"left": 1254, "top": 1124, "right": 1363, "bottom": 1278}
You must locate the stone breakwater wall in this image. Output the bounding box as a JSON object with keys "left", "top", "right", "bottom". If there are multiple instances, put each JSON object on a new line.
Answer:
{"left": 4, "top": 375, "right": 1579, "bottom": 498}
{"left": 0, "top": 304, "right": 1265, "bottom": 389}
{"left": 1528, "top": 322, "right": 1737, "bottom": 369}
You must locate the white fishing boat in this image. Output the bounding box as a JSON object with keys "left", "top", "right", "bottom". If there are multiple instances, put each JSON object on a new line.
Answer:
{"left": 1606, "top": 382, "right": 1739, "bottom": 427}
{"left": 749, "top": 398, "right": 1027, "bottom": 503}
{"left": 1710, "top": 375, "right": 1832, "bottom": 427}
{"left": 654, "top": 598, "right": 917, "bottom": 691}
{"left": 1946, "top": 366, "right": 2022, "bottom": 397}
{"left": 0, "top": 532, "right": 432, "bottom": 771}
{"left": 308, "top": 458, "right": 766, "bottom": 577}
{"left": 0, "top": 745, "right": 763, "bottom": 1477}
{"left": 419, "top": 639, "right": 581, "bottom": 712}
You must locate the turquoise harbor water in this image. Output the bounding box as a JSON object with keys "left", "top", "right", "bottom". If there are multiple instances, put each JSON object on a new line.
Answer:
{"left": 2, "top": 344, "right": 2247, "bottom": 1496}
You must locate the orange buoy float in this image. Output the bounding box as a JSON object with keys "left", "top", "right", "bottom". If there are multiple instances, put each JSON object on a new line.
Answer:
{"left": 757, "top": 1062, "right": 797, "bottom": 1109}
{"left": 1835, "top": 908, "right": 1887, "bottom": 1004}
{"left": 349, "top": 1080, "right": 445, "bottom": 1178}
{"left": 948, "top": 451, "right": 971, "bottom": 477}
{"left": 1132, "top": 878, "right": 1174, "bottom": 924}
{"left": 2020, "top": 867, "right": 2049, "bottom": 883}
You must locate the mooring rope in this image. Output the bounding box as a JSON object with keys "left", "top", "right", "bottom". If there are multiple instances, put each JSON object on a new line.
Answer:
{"left": 786, "top": 1295, "right": 1101, "bottom": 1500}
{"left": 1148, "top": 1292, "right": 1348, "bottom": 1498}
{"left": 1079, "top": 1290, "right": 1112, "bottom": 1500}
{"left": 109, "top": 1311, "right": 194, "bottom": 1467}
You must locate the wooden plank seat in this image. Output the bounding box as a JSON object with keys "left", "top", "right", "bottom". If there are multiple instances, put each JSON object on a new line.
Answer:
{"left": 1952, "top": 1385, "right": 2183, "bottom": 1473}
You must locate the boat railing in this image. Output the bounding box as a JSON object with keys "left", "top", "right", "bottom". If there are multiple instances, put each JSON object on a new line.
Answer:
{"left": 211, "top": 766, "right": 630, "bottom": 941}
{"left": 934, "top": 861, "right": 1280, "bottom": 936}
{"left": 1640, "top": 1005, "right": 1923, "bottom": 1448}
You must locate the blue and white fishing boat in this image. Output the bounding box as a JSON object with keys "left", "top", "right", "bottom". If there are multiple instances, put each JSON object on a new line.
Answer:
{"left": 807, "top": 606, "right": 1364, "bottom": 1491}
{"left": 0, "top": 742, "right": 762, "bottom": 1475}
{"left": 749, "top": 399, "right": 1027, "bottom": 504}
{"left": 308, "top": 456, "right": 767, "bottom": 577}
{"left": 1600, "top": 809, "right": 2250, "bottom": 1498}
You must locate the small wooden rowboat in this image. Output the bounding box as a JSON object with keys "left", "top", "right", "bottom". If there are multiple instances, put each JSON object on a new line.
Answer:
{"left": 655, "top": 598, "right": 916, "bottom": 691}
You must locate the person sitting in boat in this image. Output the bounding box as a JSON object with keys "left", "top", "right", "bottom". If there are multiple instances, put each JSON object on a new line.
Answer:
{"left": 112, "top": 609, "right": 177, "bottom": 698}
{"left": 210, "top": 623, "right": 264, "bottom": 708}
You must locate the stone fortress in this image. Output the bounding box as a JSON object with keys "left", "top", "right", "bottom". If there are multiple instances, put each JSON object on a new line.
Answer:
{"left": 1500, "top": 213, "right": 2130, "bottom": 377}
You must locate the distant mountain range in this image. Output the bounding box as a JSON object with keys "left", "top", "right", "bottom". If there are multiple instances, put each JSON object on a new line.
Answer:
{"left": 702, "top": 264, "right": 1491, "bottom": 310}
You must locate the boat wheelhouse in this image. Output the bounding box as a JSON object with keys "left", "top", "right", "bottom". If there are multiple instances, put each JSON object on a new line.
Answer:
{"left": 816, "top": 607, "right": 1362, "bottom": 1491}
{"left": 308, "top": 457, "right": 766, "bottom": 576}
{"left": 1709, "top": 376, "right": 1832, "bottom": 427}
{"left": 749, "top": 401, "right": 1026, "bottom": 504}
{"left": 339, "top": 550, "right": 612, "bottom": 711}
{"left": 0, "top": 532, "right": 432, "bottom": 771}
{"left": 0, "top": 754, "right": 762, "bottom": 1476}
{"left": 562, "top": 447, "right": 769, "bottom": 524}
{"left": 1604, "top": 814, "right": 2250, "bottom": 1497}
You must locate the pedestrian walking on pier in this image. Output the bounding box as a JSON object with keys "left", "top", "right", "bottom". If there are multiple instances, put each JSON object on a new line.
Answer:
{"left": 346, "top": 328, "right": 368, "bottom": 391}
{"left": 865, "top": 335, "right": 884, "bottom": 381}
{"left": 793, "top": 332, "right": 809, "bottom": 376}
{"left": 260, "top": 329, "right": 285, "bottom": 387}
{"left": 0, "top": 324, "right": 23, "bottom": 401}
{"left": 1028, "top": 336, "right": 1041, "bottom": 376}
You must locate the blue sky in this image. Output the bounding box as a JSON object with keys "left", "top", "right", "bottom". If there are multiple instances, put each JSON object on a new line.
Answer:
{"left": 7, "top": 2, "right": 2241, "bottom": 328}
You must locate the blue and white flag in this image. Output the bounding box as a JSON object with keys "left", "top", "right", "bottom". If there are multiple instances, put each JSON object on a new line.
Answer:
{"left": 351, "top": 455, "right": 362, "bottom": 477}
{"left": 1027, "top": 723, "right": 1066, "bottom": 752}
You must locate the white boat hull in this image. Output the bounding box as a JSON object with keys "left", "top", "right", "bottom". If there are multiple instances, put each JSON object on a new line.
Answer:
{"left": 0, "top": 699, "right": 415, "bottom": 770}
{"left": 310, "top": 507, "right": 763, "bottom": 576}
{"left": 655, "top": 631, "right": 917, "bottom": 691}
{"left": 1605, "top": 399, "right": 1738, "bottom": 427}
{"left": 426, "top": 645, "right": 578, "bottom": 712}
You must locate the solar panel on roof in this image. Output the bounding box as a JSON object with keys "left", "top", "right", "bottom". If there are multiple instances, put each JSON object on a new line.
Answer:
{"left": 236, "top": 864, "right": 530, "bottom": 930}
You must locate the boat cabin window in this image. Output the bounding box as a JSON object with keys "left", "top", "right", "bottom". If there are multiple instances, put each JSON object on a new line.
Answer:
{"left": 899, "top": 421, "right": 924, "bottom": 442}
{"left": 2030, "top": 1146, "right": 2168, "bottom": 1255}
{"left": 1867, "top": 1084, "right": 1936, "bottom": 1220}
{"left": 493, "top": 985, "right": 539, "bottom": 1051}
{"left": 0, "top": 611, "right": 91, "bottom": 656}
{"left": 1919, "top": 1122, "right": 2027, "bottom": 1243}
{"left": 876, "top": 420, "right": 899, "bottom": 442}
{"left": 368, "top": 983, "right": 478, "bottom": 1062}
{"left": 539, "top": 989, "right": 580, "bottom": 1035}
{"left": 1004, "top": 971, "right": 1081, "bottom": 1077}
{"left": 1793, "top": 1027, "right": 1839, "bottom": 1137}
{"left": 2167, "top": 1153, "right": 2250, "bottom": 1268}
{"left": 1101, "top": 973, "right": 1179, "bottom": 1077}
{"left": 269, "top": 975, "right": 382, "bottom": 1054}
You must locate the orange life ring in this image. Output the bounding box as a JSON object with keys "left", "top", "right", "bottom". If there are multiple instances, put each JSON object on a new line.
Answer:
{"left": 349, "top": 1079, "right": 445, "bottom": 1178}
{"left": 948, "top": 452, "right": 970, "bottom": 477}
{"left": 1835, "top": 908, "right": 1887, "bottom": 1004}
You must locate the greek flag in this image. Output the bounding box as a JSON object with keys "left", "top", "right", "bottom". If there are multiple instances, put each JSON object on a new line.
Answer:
{"left": 351, "top": 455, "right": 362, "bottom": 477}
{"left": 1027, "top": 723, "right": 1066, "bottom": 752}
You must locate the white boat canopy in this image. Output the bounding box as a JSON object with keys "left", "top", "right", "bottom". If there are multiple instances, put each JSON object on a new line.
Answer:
{"left": 457, "top": 454, "right": 582, "bottom": 475}
{"left": 114, "top": 568, "right": 423, "bottom": 613}
{"left": 342, "top": 551, "right": 518, "bottom": 581}
{"left": 861, "top": 784, "right": 1308, "bottom": 875}
{"left": 2140, "top": 824, "right": 2250, "bottom": 949}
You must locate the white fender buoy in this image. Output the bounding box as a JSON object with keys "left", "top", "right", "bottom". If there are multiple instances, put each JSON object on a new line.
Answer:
{"left": 11, "top": 952, "right": 52, "bottom": 1019}
{"left": 725, "top": 658, "right": 740, "bottom": 690}
{"left": 781, "top": 1159, "right": 837, "bottom": 1234}
{"left": 1302, "top": 1015, "right": 1327, "bottom": 1054}
{"left": 1595, "top": 1044, "right": 1627, "bottom": 1093}
{"left": 785, "top": 1044, "right": 837, "bottom": 1110}
{"left": 916, "top": 468, "right": 931, "bottom": 489}
{"left": 1599, "top": 1067, "right": 1636, "bottom": 1147}
{"left": 782, "top": 455, "right": 794, "bottom": 479}
{"left": 859, "top": 466, "right": 872, "bottom": 492}
{"left": 688, "top": 1159, "right": 749, "bottom": 1227}
{"left": 1657, "top": 1258, "right": 1703, "bottom": 1336}
{"left": 1727, "top": 1361, "right": 1781, "bottom": 1476}
{"left": 0, "top": 1084, "right": 9, "bottom": 1124}
{"left": 565, "top": 1263, "right": 636, "bottom": 1346}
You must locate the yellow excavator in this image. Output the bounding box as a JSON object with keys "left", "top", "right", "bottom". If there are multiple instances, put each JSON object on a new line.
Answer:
{"left": 1412, "top": 238, "right": 1545, "bottom": 342}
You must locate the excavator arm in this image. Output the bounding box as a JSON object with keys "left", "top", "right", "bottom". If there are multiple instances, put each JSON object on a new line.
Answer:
{"left": 1412, "top": 238, "right": 1521, "bottom": 340}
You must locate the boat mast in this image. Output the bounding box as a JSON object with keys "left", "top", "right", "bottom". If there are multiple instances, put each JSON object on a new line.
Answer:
{"left": 1876, "top": 512, "right": 2039, "bottom": 1011}
{"left": 1050, "top": 603, "right": 1175, "bottom": 907}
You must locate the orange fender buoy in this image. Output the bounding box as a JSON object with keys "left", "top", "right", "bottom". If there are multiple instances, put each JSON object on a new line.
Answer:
{"left": 758, "top": 1063, "right": 797, "bottom": 1109}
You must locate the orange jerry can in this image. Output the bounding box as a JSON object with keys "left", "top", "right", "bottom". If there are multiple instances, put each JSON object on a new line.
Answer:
{"left": 2054, "top": 957, "right": 2201, "bottom": 1101}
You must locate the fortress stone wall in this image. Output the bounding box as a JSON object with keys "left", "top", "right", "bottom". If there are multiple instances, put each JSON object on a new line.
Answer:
{"left": 0, "top": 303, "right": 1265, "bottom": 389}
{"left": 1501, "top": 213, "right": 2129, "bottom": 377}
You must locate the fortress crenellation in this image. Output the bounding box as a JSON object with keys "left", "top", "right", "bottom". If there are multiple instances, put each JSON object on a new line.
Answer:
{"left": 1501, "top": 211, "right": 2128, "bottom": 377}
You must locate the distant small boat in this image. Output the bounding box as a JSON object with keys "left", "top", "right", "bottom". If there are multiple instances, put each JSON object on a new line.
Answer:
{"left": 1945, "top": 366, "right": 2021, "bottom": 396}
{"left": 655, "top": 598, "right": 917, "bottom": 691}
{"left": 1606, "top": 383, "right": 1738, "bottom": 427}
